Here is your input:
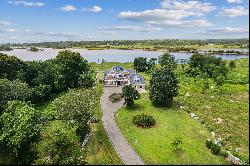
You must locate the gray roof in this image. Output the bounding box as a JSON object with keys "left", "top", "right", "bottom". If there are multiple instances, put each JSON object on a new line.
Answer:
{"left": 129, "top": 74, "right": 145, "bottom": 85}
{"left": 103, "top": 66, "right": 136, "bottom": 77}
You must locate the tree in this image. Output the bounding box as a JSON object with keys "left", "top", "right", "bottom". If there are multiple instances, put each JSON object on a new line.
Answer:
{"left": 122, "top": 84, "right": 140, "bottom": 108}
{"left": 43, "top": 89, "right": 96, "bottom": 139}
{"left": 0, "top": 100, "right": 40, "bottom": 155}
{"left": 53, "top": 50, "right": 93, "bottom": 91}
{"left": 149, "top": 68, "right": 179, "bottom": 107}
{"left": 148, "top": 58, "right": 157, "bottom": 71}
{"left": 133, "top": 57, "right": 148, "bottom": 72}
{"left": 186, "top": 54, "right": 228, "bottom": 88}
{"left": 0, "top": 79, "right": 31, "bottom": 113}
{"left": 158, "top": 53, "right": 177, "bottom": 71}
{"left": 0, "top": 53, "right": 26, "bottom": 80}
{"left": 34, "top": 120, "right": 85, "bottom": 165}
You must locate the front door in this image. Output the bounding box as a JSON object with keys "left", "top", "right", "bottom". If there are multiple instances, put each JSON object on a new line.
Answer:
{"left": 117, "top": 81, "right": 121, "bottom": 86}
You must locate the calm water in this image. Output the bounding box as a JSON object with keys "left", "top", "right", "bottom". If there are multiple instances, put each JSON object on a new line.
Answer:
{"left": 0, "top": 48, "right": 248, "bottom": 63}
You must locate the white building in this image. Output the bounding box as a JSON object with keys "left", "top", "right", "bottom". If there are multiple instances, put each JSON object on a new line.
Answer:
{"left": 103, "top": 66, "right": 146, "bottom": 91}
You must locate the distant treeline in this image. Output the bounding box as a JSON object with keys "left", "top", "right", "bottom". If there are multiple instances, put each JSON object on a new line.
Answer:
{"left": 1, "top": 39, "right": 249, "bottom": 49}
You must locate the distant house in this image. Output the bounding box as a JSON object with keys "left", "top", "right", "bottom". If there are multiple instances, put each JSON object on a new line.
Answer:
{"left": 103, "top": 66, "right": 146, "bottom": 91}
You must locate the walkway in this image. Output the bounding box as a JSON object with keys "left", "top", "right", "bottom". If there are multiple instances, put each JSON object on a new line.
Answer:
{"left": 101, "top": 87, "right": 145, "bottom": 165}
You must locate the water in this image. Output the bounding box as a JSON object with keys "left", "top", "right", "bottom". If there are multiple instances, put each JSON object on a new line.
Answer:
{"left": 0, "top": 48, "right": 248, "bottom": 63}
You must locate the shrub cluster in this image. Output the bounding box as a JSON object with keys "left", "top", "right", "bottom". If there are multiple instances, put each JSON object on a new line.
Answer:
{"left": 108, "top": 93, "right": 123, "bottom": 103}
{"left": 132, "top": 114, "right": 156, "bottom": 128}
{"left": 205, "top": 140, "right": 221, "bottom": 155}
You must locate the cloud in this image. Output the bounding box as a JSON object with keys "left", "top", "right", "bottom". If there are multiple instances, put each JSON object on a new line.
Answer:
{"left": 227, "top": 0, "right": 242, "bottom": 4}
{"left": 82, "top": 5, "right": 102, "bottom": 13}
{"left": 0, "top": 20, "right": 11, "bottom": 26}
{"left": 8, "top": 1, "right": 44, "bottom": 7}
{"left": 219, "top": 6, "right": 249, "bottom": 17}
{"left": 161, "top": 0, "right": 216, "bottom": 15}
{"left": 101, "top": 31, "right": 116, "bottom": 36}
{"left": 60, "top": 5, "right": 77, "bottom": 11}
{"left": 100, "top": 26, "right": 141, "bottom": 31}
{"left": 5, "top": 28, "right": 18, "bottom": 32}
{"left": 202, "top": 27, "right": 249, "bottom": 35}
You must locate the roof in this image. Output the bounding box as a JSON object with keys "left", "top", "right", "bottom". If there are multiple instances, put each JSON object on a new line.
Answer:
{"left": 103, "top": 66, "right": 136, "bottom": 77}
{"left": 129, "top": 74, "right": 145, "bottom": 85}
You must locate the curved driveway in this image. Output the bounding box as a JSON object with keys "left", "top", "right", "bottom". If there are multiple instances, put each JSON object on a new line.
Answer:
{"left": 101, "top": 87, "right": 145, "bottom": 165}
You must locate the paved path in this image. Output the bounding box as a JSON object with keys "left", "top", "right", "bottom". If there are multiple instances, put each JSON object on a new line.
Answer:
{"left": 101, "top": 87, "right": 145, "bottom": 165}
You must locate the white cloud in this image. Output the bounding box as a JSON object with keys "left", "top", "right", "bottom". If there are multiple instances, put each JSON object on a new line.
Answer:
{"left": 203, "top": 27, "right": 249, "bottom": 34}
{"left": 219, "top": 6, "right": 249, "bottom": 17}
{"left": 60, "top": 5, "right": 77, "bottom": 11}
{"left": 8, "top": 1, "right": 44, "bottom": 7}
{"left": 82, "top": 5, "right": 102, "bottom": 13}
{"left": 0, "top": 20, "right": 11, "bottom": 26}
{"left": 161, "top": 0, "right": 216, "bottom": 14}
{"left": 227, "top": 0, "right": 242, "bottom": 4}
{"left": 101, "top": 31, "right": 116, "bottom": 36}
{"left": 5, "top": 28, "right": 18, "bottom": 32}
{"left": 100, "top": 26, "right": 141, "bottom": 31}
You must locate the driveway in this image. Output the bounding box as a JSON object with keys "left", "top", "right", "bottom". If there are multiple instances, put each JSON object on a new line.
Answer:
{"left": 101, "top": 87, "right": 145, "bottom": 165}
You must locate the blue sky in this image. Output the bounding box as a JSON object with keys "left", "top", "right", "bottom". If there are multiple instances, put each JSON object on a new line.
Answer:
{"left": 0, "top": 0, "right": 249, "bottom": 43}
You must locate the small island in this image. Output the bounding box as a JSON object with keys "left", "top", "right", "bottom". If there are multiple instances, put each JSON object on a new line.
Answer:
{"left": 28, "top": 47, "right": 43, "bottom": 52}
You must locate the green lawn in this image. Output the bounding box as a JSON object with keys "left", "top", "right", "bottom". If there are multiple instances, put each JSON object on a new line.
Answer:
{"left": 115, "top": 93, "right": 228, "bottom": 165}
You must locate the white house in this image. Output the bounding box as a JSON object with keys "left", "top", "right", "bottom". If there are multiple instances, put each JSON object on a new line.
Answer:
{"left": 103, "top": 66, "right": 146, "bottom": 91}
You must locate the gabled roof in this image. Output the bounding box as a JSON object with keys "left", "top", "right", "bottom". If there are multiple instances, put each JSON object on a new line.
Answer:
{"left": 129, "top": 74, "right": 145, "bottom": 85}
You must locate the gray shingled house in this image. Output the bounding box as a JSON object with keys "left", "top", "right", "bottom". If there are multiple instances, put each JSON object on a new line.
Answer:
{"left": 103, "top": 66, "right": 146, "bottom": 91}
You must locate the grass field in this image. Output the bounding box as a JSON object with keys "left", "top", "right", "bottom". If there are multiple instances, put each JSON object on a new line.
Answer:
{"left": 113, "top": 58, "right": 248, "bottom": 164}
{"left": 115, "top": 93, "right": 228, "bottom": 165}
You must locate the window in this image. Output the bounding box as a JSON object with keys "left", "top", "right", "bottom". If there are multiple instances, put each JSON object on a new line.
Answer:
{"left": 140, "top": 86, "right": 142, "bottom": 89}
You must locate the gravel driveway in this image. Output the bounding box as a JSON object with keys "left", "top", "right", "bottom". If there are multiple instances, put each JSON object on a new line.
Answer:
{"left": 101, "top": 87, "right": 145, "bottom": 165}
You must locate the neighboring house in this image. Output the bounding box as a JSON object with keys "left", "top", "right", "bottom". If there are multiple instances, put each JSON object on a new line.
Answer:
{"left": 103, "top": 66, "right": 146, "bottom": 91}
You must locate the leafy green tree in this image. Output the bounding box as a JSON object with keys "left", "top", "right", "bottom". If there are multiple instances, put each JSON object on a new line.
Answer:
{"left": 149, "top": 68, "right": 179, "bottom": 107}
{"left": 30, "top": 85, "right": 52, "bottom": 104}
{"left": 186, "top": 54, "right": 228, "bottom": 88}
{"left": 122, "top": 84, "right": 140, "bottom": 108}
{"left": 148, "top": 58, "right": 157, "bottom": 71}
{"left": 53, "top": 50, "right": 93, "bottom": 91}
{"left": 0, "top": 79, "right": 31, "bottom": 113}
{"left": 43, "top": 89, "right": 96, "bottom": 139}
{"left": 0, "top": 53, "right": 26, "bottom": 80}
{"left": 0, "top": 100, "right": 40, "bottom": 155}
{"left": 133, "top": 57, "right": 148, "bottom": 72}
{"left": 158, "top": 53, "right": 177, "bottom": 71}
{"left": 34, "top": 120, "right": 85, "bottom": 165}
{"left": 229, "top": 60, "right": 236, "bottom": 69}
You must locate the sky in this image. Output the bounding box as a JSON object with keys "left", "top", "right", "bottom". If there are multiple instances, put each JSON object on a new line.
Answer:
{"left": 0, "top": 0, "right": 249, "bottom": 43}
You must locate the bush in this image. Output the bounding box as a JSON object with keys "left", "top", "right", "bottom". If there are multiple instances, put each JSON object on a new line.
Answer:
{"left": 34, "top": 120, "right": 85, "bottom": 165}
{"left": 133, "top": 114, "right": 156, "bottom": 128}
{"left": 0, "top": 79, "right": 32, "bottom": 113}
{"left": 149, "top": 68, "right": 179, "bottom": 107}
{"left": 205, "top": 140, "right": 221, "bottom": 155}
{"left": 109, "top": 93, "right": 123, "bottom": 103}
{"left": 229, "top": 60, "right": 236, "bottom": 69}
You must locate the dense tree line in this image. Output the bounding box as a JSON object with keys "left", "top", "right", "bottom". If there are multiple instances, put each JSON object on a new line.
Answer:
{"left": 0, "top": 50, "right": 96, "bottom": 164}
{"left": 2, "top": 38, "right": 249, "bottom": 49}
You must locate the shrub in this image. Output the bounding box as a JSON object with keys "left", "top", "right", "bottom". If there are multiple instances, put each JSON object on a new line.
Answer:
{"left": 34, "top": 120, "right": 85, "bottom": 165}
{"left": 0, "top": 79, "right": 32, "bottom": 113}
{"left": 229, "top": 60, "right": 236, "bottom": 69}
{"left": 149, "top": 68, "right": 179, "bottom": 107}
{"left": 133, "top": 114, "right": 156, "bottom": 128}
{"left": 206, "top": 140, "right": 221, "bottom": 155}
{"left": 0, "top": 100, "right": 40, "bottom": 155}
{"left": 109, "top": 93, "right": 123, "bottom": 103}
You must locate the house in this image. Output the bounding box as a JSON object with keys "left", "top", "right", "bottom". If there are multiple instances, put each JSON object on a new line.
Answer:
{"left": 103, "top": 66, "right": 146, "bottom": 91}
